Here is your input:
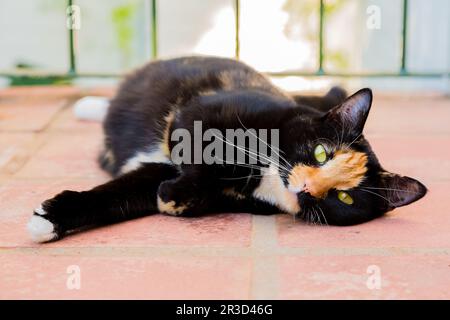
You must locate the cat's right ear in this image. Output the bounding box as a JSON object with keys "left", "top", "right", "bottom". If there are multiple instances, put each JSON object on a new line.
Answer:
{"left": 324, "top": 88, "right": 373, "bottom": 139}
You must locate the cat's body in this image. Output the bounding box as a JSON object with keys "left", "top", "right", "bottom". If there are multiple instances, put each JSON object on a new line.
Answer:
{"left": 27, "top": 56, "right": 427, "bottom": 242}
{"left": 101, "top": 56, "right": 302, "bottom": 176}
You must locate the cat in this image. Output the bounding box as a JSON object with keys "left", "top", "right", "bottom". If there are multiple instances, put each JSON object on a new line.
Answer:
{"left": 27, "top": 56, "right": 427, "bottom": 243}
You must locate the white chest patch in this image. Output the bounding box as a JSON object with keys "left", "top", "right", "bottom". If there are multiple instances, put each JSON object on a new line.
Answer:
{"left": 252, "top": 164, "right": 300, "bottom": 215}
{"left": 120, "top": 146, "right": 171, "bottom": 174}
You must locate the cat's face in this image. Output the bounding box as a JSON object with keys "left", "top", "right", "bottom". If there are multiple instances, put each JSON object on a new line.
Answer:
{"left": 281, "top": 89, "right": 427, "bottom": 225}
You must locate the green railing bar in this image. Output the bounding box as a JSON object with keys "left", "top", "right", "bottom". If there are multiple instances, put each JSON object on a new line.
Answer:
{"left": 318, "top": 0, "right": 325, "bottom": 75}
{"left": 2, "top": 71, "right": 448, "bottom": 80}
{"left": 400, "top": 0, "right": 408, "bottom": 74}
{"left": 151, "top": 0, "right": 158, "bottom": 59}
{"left": 68, "top": 0, "right": 77, "bottom": 76}
{"left": 266, "top": 71, "right": 448, "bottom": 78}
{"left": 235, "top": 0, "right": 240, "bottom": 59}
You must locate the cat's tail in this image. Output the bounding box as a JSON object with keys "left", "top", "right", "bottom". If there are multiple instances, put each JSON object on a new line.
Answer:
{"left": 73, "top": 96, "right": 110, "bottom": 122}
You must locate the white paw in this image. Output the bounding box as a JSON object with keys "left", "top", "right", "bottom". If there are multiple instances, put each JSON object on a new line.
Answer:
{"left": 27, "top": 215, "right": 57, "bottom": 243}
{"left": 34, "top": 204, "right": 47, "bottom": 216}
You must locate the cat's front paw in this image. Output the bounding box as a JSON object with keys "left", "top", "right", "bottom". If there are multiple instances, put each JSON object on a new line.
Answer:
{"left": 157, "top": 178, "right": 210, "bottom": 216}
{"left": 27, "top": 203, "right": 60, "bottom": 243}
{"left": 157, "top": 180, "right": 191, "bottom": 216}
{"left": 27, "top": 190, "right": 79, "bottom": 243}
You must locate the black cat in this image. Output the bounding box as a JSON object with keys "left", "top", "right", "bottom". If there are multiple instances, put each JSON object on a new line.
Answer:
{"left": 27, "top": 56, "right": 427, "bottom": 242}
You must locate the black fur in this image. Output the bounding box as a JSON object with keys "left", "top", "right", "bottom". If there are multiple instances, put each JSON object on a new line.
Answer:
{"left": 30, "top": 57, "right": 427, "bottom": 241}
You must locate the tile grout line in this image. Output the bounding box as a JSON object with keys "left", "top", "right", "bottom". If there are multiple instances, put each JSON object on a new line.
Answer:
{"left": 1, "top": 245, "right": 449, "bottom": 257}
{"left": 250, "top": 215, "right": 280, "bottom": 300}
{"left": 1, "top": 97, "right": 80, "bottom": 178}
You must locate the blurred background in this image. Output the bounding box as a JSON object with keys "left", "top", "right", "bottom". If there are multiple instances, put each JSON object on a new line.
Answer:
{"left": 0, "top": 0, "right": 449, "bottom": 93}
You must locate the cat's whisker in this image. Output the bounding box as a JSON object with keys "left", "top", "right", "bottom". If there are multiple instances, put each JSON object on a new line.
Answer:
{"left": 235, "top": 113, "right": 293, "bottom": 170}
{"left": 331, "top": 126, "right": 344, "bottom": 150}
{"left": 315, "top": 208, "right": 321, "bottom": 226}
{"left": 213, "top": 156, "right": 265, "bottom": 172}
{"left": 317, "top": 205, "right": 328, "bottom": 226}
{"left": 313, "top": 137, "right": 335, "bottom": 147}
{"left": 347, "top": 133, "right": 362, "bottom": 148}
{"left": 313, "top": 208, "right": 320, "bottom": 226}
{"left": 212, "top": 155, "right": 290, "bottom": 182}
{"left": 212, "top": 134, "right": 266, "bottom": 167}
{"left": 310, "top": 208, "right": 316, "bottom": 225}
{"left": 361, "top": 186, "right": 422, "bottom": 194}
{"left": 244, "top": 167, "right": 253, "bottom": 190}
{"left": 220, "top": 176, "right": 262, "bottom": 180}
{"left": 212, "top": 133, "right": 292, "bottom": 175}
{"left": 359, "top": 188, "right": 394, "bottom": 206}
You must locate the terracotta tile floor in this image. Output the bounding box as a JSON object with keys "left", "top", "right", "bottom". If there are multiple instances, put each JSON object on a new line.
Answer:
{"left": 0, "top": 86, "right": 449, "bottom": 299}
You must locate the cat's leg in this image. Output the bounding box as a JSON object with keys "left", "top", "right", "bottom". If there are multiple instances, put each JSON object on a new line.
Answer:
{"left": 27, "top": 163, "right": 178, "bottom": 242}
{"left": 156, "top": 173, "right": 283, "bottom": 217}
{"left": 156, "top": 173, "right": 214, "bottom": 217}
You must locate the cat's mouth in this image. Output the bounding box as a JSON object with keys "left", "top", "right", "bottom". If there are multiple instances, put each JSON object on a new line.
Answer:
{"left": 297, "top": 191, "right": 321, "bottom": 209}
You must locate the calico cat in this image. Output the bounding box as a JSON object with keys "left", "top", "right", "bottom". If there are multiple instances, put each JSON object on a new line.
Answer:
{"left": 27, "top": 56, "right": 427, "bottom": 243}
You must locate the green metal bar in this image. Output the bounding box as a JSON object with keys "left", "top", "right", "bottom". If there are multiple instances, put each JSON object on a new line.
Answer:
{"left": 2, "top": 71, "right": 448, "bottom": 81}
{"left": 68, "top": 0, "right": 76, "bottom": 75}
{"left": 266, "top": 71, "right": 447, "bottom": 78}
{"left": 235, "top": 0, "right": 240, "bottom": 59}
{"left": 151, "top": 0, "right": 158, "bottom": 59}
{"left": 400, "top": 0, "right": 408, "bottom": 74}
{"left": 318, "top": 0, "right": 325, "bottom": 75}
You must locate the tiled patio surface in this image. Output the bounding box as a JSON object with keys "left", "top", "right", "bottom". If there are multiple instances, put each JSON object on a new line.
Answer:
{"left": 0, "top": 86, "right": 449, "bottom": 299}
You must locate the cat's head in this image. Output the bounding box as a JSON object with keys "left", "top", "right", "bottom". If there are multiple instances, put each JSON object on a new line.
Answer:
{"left": 281, "top": 88, "right": 427, "bottom": 225}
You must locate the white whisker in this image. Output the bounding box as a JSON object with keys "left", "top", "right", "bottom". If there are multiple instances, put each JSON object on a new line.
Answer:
{"left": 362, "top": 186, "right": 421, "bottom": 194}
{"left": 360, "top": 188, "right": 393, "bottom": 206}
{"left": 235, "top": 113, "right": 293, "bottom": 169}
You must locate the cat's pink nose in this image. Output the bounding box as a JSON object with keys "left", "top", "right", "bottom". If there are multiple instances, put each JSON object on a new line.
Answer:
{"left": 304, "top": 181, "right": 328, "bottom": 199}
{"left": 303, "top": 179, "right": 312, "bottom": 192}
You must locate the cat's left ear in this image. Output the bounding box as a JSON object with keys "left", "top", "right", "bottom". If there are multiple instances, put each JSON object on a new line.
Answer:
{"left": 324, "top": 88, "right": 373, "bottom": 138}
{"left": 378, "top": 172, "right": 428, "bottom": 211}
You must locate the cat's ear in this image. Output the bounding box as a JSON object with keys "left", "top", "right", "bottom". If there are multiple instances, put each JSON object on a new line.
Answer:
{"left": 324, "top": 88, "right": 373, "bottom": 138}
{"left": 378, "top": 171, "right": 427, "bottom": 210}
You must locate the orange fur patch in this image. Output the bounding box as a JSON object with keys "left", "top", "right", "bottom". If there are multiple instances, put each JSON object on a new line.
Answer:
{"left": 288, "top": 150, "right": 368, "bottom": 199}
{"left": 157, "top": 196, "right": 187, "bottom": 216}
{"left": 222, "top": 187, "right": 246, "bottom": 200}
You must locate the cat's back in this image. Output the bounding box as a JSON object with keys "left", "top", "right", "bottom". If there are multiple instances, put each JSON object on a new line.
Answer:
{"left": 116, "top": 56, "right": 285, "bottom": 102}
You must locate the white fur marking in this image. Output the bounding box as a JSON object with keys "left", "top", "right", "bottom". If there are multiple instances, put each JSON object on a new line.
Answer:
{"left": 27, "top": 215, "right": 57, "bottom": 243}
{"left": 120, "top": 147, "right": 171, "bottom": 174}
{"left": 253, "top": 164, "right": 300, "bottom": 215}
{"left": 34, "top": 204, "right": 47, "bottom": 216}
{"left": 73, "top": 96, "right": 110, "bottom": 122}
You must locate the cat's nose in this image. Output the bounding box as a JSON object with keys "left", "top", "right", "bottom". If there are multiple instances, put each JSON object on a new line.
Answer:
{"left": 288, "top": 180, "right": 328, "bottom": 199}
{"left": 304, "top": 183, "right": 328, "bottom": 199}
{"left": 306, "top": 188, "right": 327, "bottom": 199}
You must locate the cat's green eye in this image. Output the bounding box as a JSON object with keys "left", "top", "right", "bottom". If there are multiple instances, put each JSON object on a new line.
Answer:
{"left": 314, "top": 144, "right": 327, "bottom": 164}
{"left": 338, "top": 191, "right": 354, "bottom": 205}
